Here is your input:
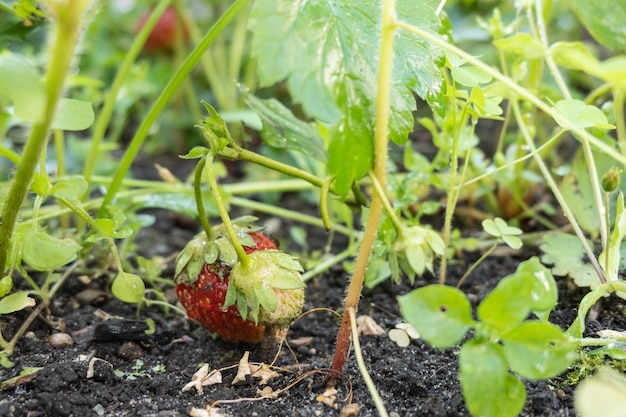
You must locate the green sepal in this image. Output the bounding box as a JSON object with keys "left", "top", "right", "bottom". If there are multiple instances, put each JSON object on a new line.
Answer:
{"left": 228, "top": 250, "right": 305, "bottom": 326}
{"left": 174, "top": 216, "right": 264, "bottom": 283}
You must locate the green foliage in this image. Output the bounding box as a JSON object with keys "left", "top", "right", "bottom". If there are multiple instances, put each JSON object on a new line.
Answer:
{"left": 248, "top": 0, "right": 445, "bottom": 197}
{"left": 21, "top": 230, "right": 82, "bottom": 271}
{"left": 401, "top": 258, "right": 578, "bottom": 417}
{"left": 398, "top": 285, "right": 474, "bottom": 348}
{"left": 111, "top": 272, "right": 145, "bottom": 304}
{"left": 482, "top": 217, "right": 522, "bottom": 249}
{"left": 572, "top": 0, "right": 626, "bottom": 51}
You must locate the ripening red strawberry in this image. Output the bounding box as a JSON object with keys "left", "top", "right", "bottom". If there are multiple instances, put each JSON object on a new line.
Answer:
{"left": 136, "top": 6, "right": 189, "bottom": 53}
{"left": 174, "top": 218, "right": 305, "bottom": 344}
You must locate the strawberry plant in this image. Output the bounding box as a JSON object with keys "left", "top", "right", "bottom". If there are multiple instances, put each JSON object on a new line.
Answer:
{"left": 3, "top": 0, "right": 626, "bottom": 415}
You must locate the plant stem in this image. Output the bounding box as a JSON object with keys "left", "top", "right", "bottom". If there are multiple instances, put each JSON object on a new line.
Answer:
{"left": 394, "top": 20, "right": 626, "bottom": 168}
{"left": 0, "top": 261, "right": 80, "bottom": 362}
{"left": 510, "top": 100, "right": 606, "bottom": 283}
{"left": 440, "top": 99, "right": 472, "bottom": 284}
{"left": 98, "top": 0, "right": 250, "bottom": 217}
{"left": 396, "top": 19, "right": 609, "bottom": 282}
{"left": 83, "top": 0, "right": 172, "bottom": 189}
{"left": 329, "top": 0, "right": 395, "bottom": 378}
{"left": 228, "top": 196, "right": 354, "bottom": 237}
{"left": 205, "top": 155, "right": 249, "bottom": 267}
{"left": 0, "top": 1, "right": 90, "bottom": 274}
{"left": 456, "top": 242, "right": 497, "bottom": 288}
{"left": 193, "top": 156, "right": 214, "bottom": 240}
{"left": 348, "top": 307, "right": 390, "bottom": 417}
{"left": 534, "top": 0, "right": 608, "bottom": 249}
{"left": 368, "top": 171, "right": 403, "bottom": 232}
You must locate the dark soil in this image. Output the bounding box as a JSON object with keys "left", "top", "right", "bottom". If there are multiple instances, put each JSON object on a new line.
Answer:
{"left": 1, "top": 185, "right": 625, "bottom": 417}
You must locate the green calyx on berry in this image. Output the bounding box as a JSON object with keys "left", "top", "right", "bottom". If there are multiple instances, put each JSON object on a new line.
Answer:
{"left": 174, "top": 215, "right": 262, "bottom": 285}
{"left": 225, "top": 250, "right": 305, "bottom": 327}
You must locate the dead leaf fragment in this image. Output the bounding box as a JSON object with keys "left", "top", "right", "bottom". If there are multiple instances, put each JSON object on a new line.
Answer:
{"left": 289, "top": 336, "right": 313, "bottom": 347}
{"left": 183, "top": 364, "right": 222, "bottom": 393}
{"left": 189, "top": 406, "right": 230, "bottom": 417}
{"left": 356, "top": 315, "right": 385, "bottom": 336}
{"left": 231, "top": 351, "right": 252, "bottom": 385}
{"left": 316, "top": 387, "right": 338, "bottom": 409}
{"left": 1, "top": 367, "right": 42, "bottom": 391}
{"left": 257, "top": 385, "right": 279, "bottom": 399}
{"left": 250, "top": 363, "right": 279, "bottom": 385}
{"left": 340, "top": 403, "right": 362, "bottom": 417}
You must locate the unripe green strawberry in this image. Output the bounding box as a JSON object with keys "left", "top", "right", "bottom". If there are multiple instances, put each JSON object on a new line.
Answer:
{"left": 174, "top": 217, "right": 304, "bottom": 344}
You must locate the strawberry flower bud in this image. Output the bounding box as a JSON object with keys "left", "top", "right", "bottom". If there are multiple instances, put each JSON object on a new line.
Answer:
{"left": 390, "top": 225, "right": 444, "bottom": 283}
{"left": 602, "top": 167, "right": 622, "bottom": 193}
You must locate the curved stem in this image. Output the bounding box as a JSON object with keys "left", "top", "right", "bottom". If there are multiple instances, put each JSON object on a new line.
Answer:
{"left": 368, "top": 171, "right": 402, "bottom": 232}
{"left": 329, "top": 0, "right": 395, "bottom": 378}
{"left": 0, "top": 1, "right": 90, "bottom": 274}
{"left": 510, "top": 100, "right": 606, "bottom": 283}
{"left": 193, "top": 156, "right": 214, "bottom": 239}
{"left": 456, "top": 242, "right": 498, "bottom": 288}
{"left": 394, "top": 20, "right": 626, "bottom": 168}
{"left": 348, "top": 307, "right": 390, "bottom": 417}
{"left": 205, "top": 155, "right": 249, "bottom": 267}
{"left": 98, "top": 0, "right": 250, "bottom": 217}
{"left": 320, "top": 176, "right": 333, "bottom": 231}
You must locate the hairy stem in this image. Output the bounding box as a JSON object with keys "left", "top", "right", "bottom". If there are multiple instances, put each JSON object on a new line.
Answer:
{"left": 329, "top": 0, "right": 395, "bottom": 378}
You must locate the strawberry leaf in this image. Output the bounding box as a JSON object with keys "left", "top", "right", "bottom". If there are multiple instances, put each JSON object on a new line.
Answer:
{"left": 249, "top": 0, "right": 445, "bottom": 197}
{"left": 244, "top": 92, "right": 327, "bottom": 162}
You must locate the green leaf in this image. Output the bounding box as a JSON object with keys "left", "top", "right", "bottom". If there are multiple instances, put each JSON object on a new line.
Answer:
{"left": 477, "top": 272, "right": 532, "bottom": 334}
{"left": 50, "top": 176, "right": 88, "bottom": 201}
{"left": 459, "top": 340, "right": 526, "bottom": 417}
{"left": 503, "top": 321, "right": 579, "bottom": 379}
{"left": 493, "top": 33, "right": 545, "bottom": 59}
{"left": 249, "top": 0, "right": 445, "bottom": 196}
{"left": 180, "top": 146, "right": 210, "bottom": 159}
{"left": 553, "top": 99, "right": 615, "bottom": 130}
{"left": 0, "top": 51, "right": 45, "bottom": 122}
{"left": 0, "top": 276, "right": 12, "bottom": 297}
{"left": 510, "top": 257, "right": 559, "bottom": 319}
{"left": 450, "top": 65, "right": 492, "bottom": 87}
{"left": 549, "top": 42, "right": 600, "bottom": 75}
{"left": 21, "top": 230, "right": 81, "bottom": 271}
{"left": 567, "top": 283, "right": 613, "bottom": 337}
{"left": 398, "top": 285, "right": 474, "bottom": 348}
{"left": 111, "top": 272, "right": 145, "bottom": 304}
{"left": 540, "top": 231, "right": 600, "bottom": 289}
{"left": 572, "top": 0, "right": 626, "bottom": 51}
{"left": 51, "top": 98, "right": 94, "bottom": 131}
{"left": 327, "top": 94, "right": 373, "bottom": 197}
{"left": 136, "top": 191, "right": 218, "bottom": 218}
{"left": 0, "top": 291, "right": 35, "bottom": 315}
{"left": 244, "top": 93, "right": 327, "bottom": 162}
